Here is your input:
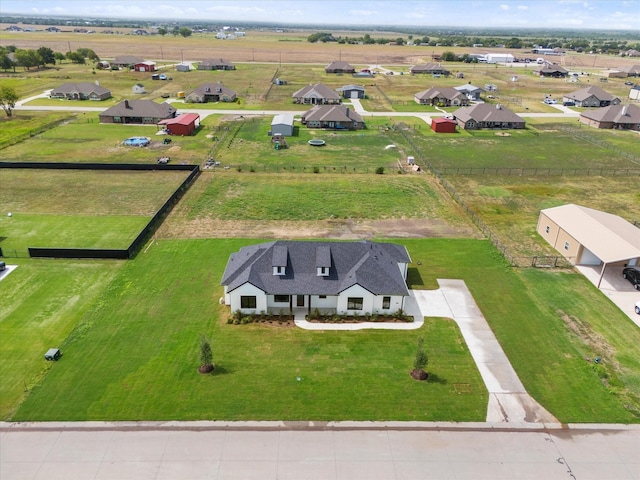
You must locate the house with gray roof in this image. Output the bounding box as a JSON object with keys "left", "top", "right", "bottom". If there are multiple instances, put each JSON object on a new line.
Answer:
{"left": 414, "top": 87, "right": 469, "bottom": 106}
{"left": 409, "top": 63, "right": 450, "bottom": 76}
{"left": 536, "top": 64, "right": 568, "bottom": 78}
{"left": 579, "top": 104, "right": 640, "bottom": 130}
{"left": 111, "top": 55, "right": 145, "bottom": 68}
{"left": 292, "top": 83, "right": 341, "bottom": 105}
{"left": 562, "top": 86, "right": 620, "bottom": 108}
{"left": 620, "top": 64, "right": 640, "bottom": 76}
{"left": 221, "top": 240, "right": 411, "bottom": 316}
{"left": 453, "top": 103, "right": 525, "bottom": 130}
{"left": 301, "top": 105, "right": 365, "bottom": 130}
{"left": 50, "top": 82, "right": 111, "bottom": 101}
{"left": 454, "top": 84, "right": 485, "bottom": 101}
{"left": 197, "top": 58, "right": 235, "bottom": 70}
{"left": 185, "top": 83, "right": 237, "bottom": 103}
{"left": 99, "top": 99, "right": 176, "bottom": 124}
{"left": 325, "top": 61, "right": 355, "bottom": 74}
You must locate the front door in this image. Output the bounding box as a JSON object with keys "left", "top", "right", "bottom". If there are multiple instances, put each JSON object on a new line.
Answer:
{"left": 296, "top": 295, "right": 305, "bottom": 307}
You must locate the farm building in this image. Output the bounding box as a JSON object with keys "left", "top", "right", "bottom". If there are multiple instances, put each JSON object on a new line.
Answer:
{"left": 453, "top": 104, "right": 525, "bottom": 130}
{"left": 158, "top": 113, "right": 200, "bottom": 136}
{"left": 185, "top": 83, "right": 237, "bottom": 103}
{"left": 99, "top": 99, "right": 176, "bottom": 124}
{"left": 414, "top": 87, "right": 469, "bottom": 106}
{"left": 301, "top": 105, "right": 365, "bottom": 130}
{"left": 630, "top": 86, "right": 640, "bottom": 101}
{"left": 292, "top": 83, "right": 341, "bottom": 105}
{"left": 176, "top": 63, "right": 191, "bottom": 72}
{"left": 49, "top": 82, "right": 111, "bottom": 101}
{"left": 221, "top": 240, "right": 411, "bottom": 316}
{"left": 337, "top": 85, "right": 365, "bottom": 99}
{"left": 197, "top": 58, "right": 236, "bottom": 70}
{"left": 579, "top": 104, "right": 640, "bottom": 130}
{"left": 563, "top": 86, "right": 620, "bottom": 108}
{"left": 484, "top": 53, "right": 514, "bottom": 64}
{"left": 134, "top": 61, "right": 156, "bottom": 72}
{"left": 271, "top": 114, "right": 295, "bottom": 137}
{"left": 325, "top": 61, "right": 355, "bottom": 74}
{"left": 431, "top": 117, "right": 457, "bottom": 133}
{"left": 537, "top": 204, "right": 640, "bottom": 286}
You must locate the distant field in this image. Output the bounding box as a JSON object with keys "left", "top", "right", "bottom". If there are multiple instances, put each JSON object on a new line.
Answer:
{"left": 0, "top": 168, "right": 191, "bottom": 251}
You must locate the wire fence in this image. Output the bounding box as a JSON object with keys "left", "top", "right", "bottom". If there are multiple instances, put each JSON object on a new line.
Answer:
{"left": 437, "top": 167, "right": 640, "bottom": 176}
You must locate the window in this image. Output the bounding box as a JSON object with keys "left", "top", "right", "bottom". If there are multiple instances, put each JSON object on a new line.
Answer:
{"left": 382, "top": 296, "right": 391, "bottom": 309}
{"left": 274, "top": 295, "right": 289, "bottom": 303}
{"left": 564, "top": 241, "right": 570, "bottom": 251}
{"left": 545, "top": 225, "right": 550, "bottom": 233}
{"left": 319, "top": 295, "right": 327, "bottom": 299}
{"left": 273, "top": 266, "right": 285, "bottom": 275}
{"left": 317, "top": 266, "right": 329, "bottom": 276}
{"left": 347, "top": 297, "right": 363, "bottom": 310}
{"left": 240, "top": 296, "right": 256, "bottom": 309}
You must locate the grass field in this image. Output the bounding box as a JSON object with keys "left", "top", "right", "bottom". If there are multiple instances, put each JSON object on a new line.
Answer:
{"left": 5, "top": 238, "right": 638, "bottom": 423}
{"left": 0, "top": 168, "right": 192, "bottom": 251}
{"left": 2, "top": 28, "right": 640, "bottom": 425}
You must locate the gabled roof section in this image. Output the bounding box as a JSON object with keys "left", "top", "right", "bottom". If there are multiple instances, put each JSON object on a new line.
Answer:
{"left": 580, "top": 104, "right": 640, "bottom": 124}
{"left": 453, "top": 103, "right": 523, "bottom": 123}
{"left": 221, "top": 241, "right": 411, "bottom": 296}
{"left": 100, "top": 99, "right": 176, "bottom": 118}
{"left": 454, "top": 84, "right": 484, "bottom": 93}
{"left": 190, "top": 82, "right": 236, "bottom": 97}
{"left": 303, "top": 105, "right": 364, "bottom": 124}
{"left": 415, "top": 87, "right": 464, "bottom": 101}
{"left": 565, "top": 86, "right": 617, "bottom": 101}
{"left": 272, "top": 245, "right": 288, "bottom": 267}
{"left": 51, "top": 82, "right": 111, "bottom": 96}
{"left": 542, "top": 204, "right": 640, "bottom": 263}
{"left": 326, "top": 60, "right": 354, "bottom": 71}
{"left": 292, "top": 83, "right": 340, "bottom": 100}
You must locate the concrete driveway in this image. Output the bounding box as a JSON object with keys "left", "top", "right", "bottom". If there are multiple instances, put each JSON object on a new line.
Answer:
{"left": 409, "top": 280, "right": 558, "bottom": 424}
{"left": 576, "top": 264, "right": 640, "bottom": 328}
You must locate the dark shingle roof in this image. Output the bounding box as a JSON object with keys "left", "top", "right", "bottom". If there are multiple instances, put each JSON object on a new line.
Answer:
{"left": 221, "top": 241, "right": 411, "bottom": 296}
{"left": 51, "top": 82, "right": 111, "bottom": 96}
{"left": 580, "top": 104, "right": 640, "bottom": 123}
{"left": 100, "top": 99, "right": 176, "bottom": 119}
{"left": 565, "top": 86, "right": 617, "bottom": 102}
{"left": 454, "top": 103, "right": 524, "bottom": 123}
{"left": 292, "top": 83, "right": 340, "bottom": 100}
{"left": 302, "top": 105, "right": 364, "bottom": 124}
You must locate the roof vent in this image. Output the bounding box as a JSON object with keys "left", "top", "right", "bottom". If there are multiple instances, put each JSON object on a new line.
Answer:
{"left": 621, "top": 105, "right": 628, "bottom": 116}
{"left": 124, "top": 99, "right": 130, "bottom": 108}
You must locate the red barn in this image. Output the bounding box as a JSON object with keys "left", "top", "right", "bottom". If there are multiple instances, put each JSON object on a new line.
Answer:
{"left": 134, "top": 61, "right": 156, "bottom": 72}
{"left": 431, "top": 117, "right": 457, "bottom": 133}
{"left": 158, "top": 113, "right": 200, "bottom": 136}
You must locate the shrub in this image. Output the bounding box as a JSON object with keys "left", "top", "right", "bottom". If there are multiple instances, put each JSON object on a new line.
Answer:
{"left": 375, "top": 167, "right": 384, "bottom": 175}
{"left": 313, "top": 166, "right": 320, "bottom": 174}
{"left": 413, "top": 337, "right": 428, "bottom": 371}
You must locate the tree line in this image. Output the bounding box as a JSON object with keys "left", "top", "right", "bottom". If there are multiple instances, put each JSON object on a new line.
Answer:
{"left": 0, "top": 45, "right": 100, "bottom": 71}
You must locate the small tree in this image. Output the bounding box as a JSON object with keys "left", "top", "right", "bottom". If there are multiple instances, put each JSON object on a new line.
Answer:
{"left": 0, "top": 85, "right": 18, "bottom": 117}
{"left": 411, "top": 337, "right": 428, "bottom": 380}
{"left": 199, "top": 337, "right": 214, "bottom": 373}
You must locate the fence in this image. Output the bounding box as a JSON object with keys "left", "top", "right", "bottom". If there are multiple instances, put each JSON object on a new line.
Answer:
{"left": 1, "top": 162, "right": 199, "bottom": 260}
{"left": 437, "top": 167, "right": 640, "bottom": 176}
{"left": 392, "top": 128, "right": 574, "bottom": 269}
{"left": 0, "top": 115, "right": 76, "bottom": 149}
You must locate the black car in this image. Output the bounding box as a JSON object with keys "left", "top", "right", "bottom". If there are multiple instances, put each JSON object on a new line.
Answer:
{"left": 622, "top": 267, "right": 640, "bottom": 290}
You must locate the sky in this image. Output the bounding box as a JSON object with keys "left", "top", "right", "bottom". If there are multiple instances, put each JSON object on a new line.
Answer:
{"left": 1, "top": 0, "right": 639, "bottom": 31}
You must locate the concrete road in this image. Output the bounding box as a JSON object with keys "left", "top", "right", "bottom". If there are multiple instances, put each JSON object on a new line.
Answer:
{"left": 1, "top": 422, "right": 638, "bottom": 480}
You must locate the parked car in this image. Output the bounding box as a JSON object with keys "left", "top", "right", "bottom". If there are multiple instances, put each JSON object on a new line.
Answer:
{"left": 622, "top": 267, "right": 640, "bottom": 290}
{"left": 563, "top": 101, "right": 575, "bottom": 106}
{"left": 543, "top": 98, "right": 557, "bottom": 104}
{"left": 635, "top": 300, "right": 640, "bottom": 315}
{"left": 624, "top": 81, "right": 634, "bottom": 86}
{"left": 159, "top": 73, "right": 167, "bottom": 80}
{"left": 0, "top": 261, "right": 6, "bottom": 271}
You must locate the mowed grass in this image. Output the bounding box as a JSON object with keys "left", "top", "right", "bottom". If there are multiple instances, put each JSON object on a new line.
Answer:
{"left": 0, "top": 257, "right": 124, "bottom": 419}
{"left": 0, "top": 168, "right": 192, "bottom": 250}
{"left": 184, "top": 173, "right": 453, "bottom": 221}
{"left": 9, "top": 238, "right": 488, "bottom": 422}
{"left": 405, "top": 124, "right": 640, "bottom": 171}
{"left": 8, "top": 238, "right": 639, "bottom": 423}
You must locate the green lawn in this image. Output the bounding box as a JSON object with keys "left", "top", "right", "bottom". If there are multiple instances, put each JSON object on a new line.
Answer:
{"left": 0, "top": 168, "right": 192, "bottom": 251}
{"left": 0, "top": 257, "right": 124, "bottom": 419}
{"left": 5, "top": 238, "right": 639, "bottom": 423}
{"left": 185, "top": 173, "right": 454, "bottom": 221}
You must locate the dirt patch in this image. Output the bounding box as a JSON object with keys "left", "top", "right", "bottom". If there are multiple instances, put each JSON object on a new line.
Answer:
{"left": 156, "top": 217, "right": 481, "bottom": 240}
{"left": 559, "top": 310, "right": 615, "bottom": 360}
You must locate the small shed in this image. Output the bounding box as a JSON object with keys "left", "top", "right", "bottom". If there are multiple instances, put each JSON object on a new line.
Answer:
{"left": 132, "top": 83, "right": 146, "bottom": 94}
{"left": 176, "top": 63, "right": 191, "bottom": 72}
{"left": 158, "top": 113, "right": 200, "bottom": 136}
{"left": 271, "top": 114, "right": 294, "bottom": 137}
{"left": 338, "top": 85, "right": 365, "bottom": 99}
{"left": 431, "top": 117, "right": 457, "bottom": 133}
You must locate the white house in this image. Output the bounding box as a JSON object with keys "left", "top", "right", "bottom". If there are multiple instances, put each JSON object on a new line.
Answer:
{"left": 221, "top": 241, "right": 412, "bottom": 316}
